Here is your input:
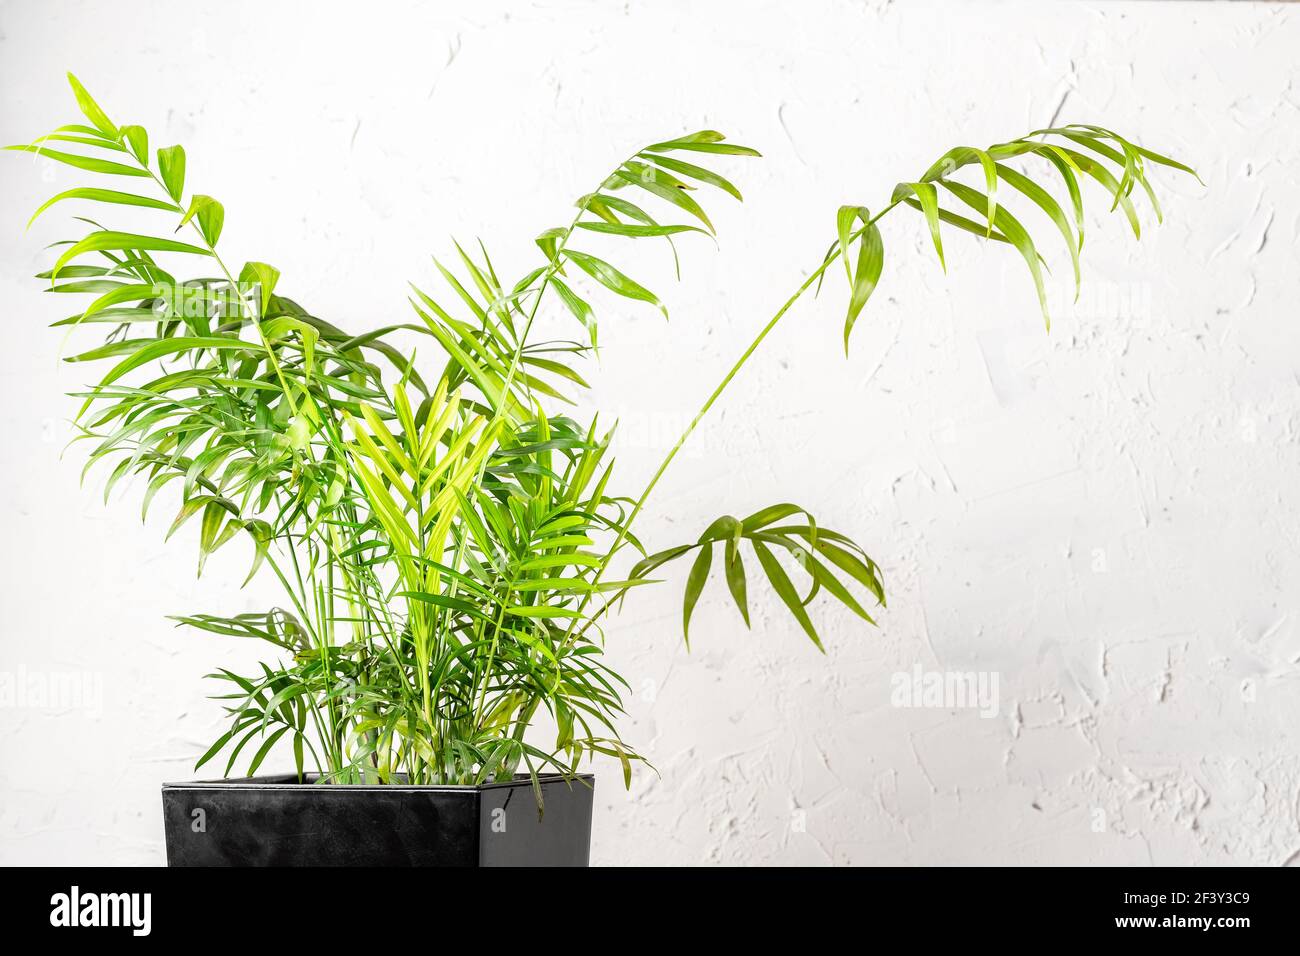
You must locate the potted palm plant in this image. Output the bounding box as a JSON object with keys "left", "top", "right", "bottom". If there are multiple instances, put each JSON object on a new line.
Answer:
{"left": 7, "top": 75, "right": 1196, "bottom": 866}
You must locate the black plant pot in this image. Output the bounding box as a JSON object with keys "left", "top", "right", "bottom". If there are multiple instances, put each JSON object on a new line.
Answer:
{"left": 161, "top": 774, "right": 594, "bottom": 866}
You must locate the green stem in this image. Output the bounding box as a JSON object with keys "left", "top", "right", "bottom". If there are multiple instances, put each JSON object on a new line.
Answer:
{"left": 618, "top": 203, "right": 898, "bottom": 571}
{"left": 515, "top": 201, "right": 901, "bottom": 734}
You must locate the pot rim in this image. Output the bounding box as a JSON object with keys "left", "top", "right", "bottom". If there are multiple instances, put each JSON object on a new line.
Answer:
{"left": 161, "top": 772, "right": 595, "bottom": 793}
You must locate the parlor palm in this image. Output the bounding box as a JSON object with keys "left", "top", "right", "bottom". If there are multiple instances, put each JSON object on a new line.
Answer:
{"left": 8, "top": 75, "right": 1196, "bottom": 791}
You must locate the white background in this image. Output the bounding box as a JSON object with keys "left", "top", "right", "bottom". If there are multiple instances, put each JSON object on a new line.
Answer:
{"left": 1, "top": 0, "right": 1297, "bottom": 866}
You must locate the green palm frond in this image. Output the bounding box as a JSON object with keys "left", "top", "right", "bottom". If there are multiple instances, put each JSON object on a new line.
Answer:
{"left": 630, "top": 504, "right": 885, "bottom": 652}
{"left": 406, "top": 130, "right": 758, "bottom": 427}
{"left": 833, "top": 123, "right": 1200, "bottom": 343}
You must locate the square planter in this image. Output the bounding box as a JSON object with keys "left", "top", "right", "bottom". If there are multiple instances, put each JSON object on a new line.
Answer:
{"left": 161, "top": 773, "right": 594, "bottom": 866}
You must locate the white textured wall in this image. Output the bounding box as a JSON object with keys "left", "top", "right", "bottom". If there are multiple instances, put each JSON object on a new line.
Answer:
{"left": 1, "top": 0, "right": 1297, "bottom": 866}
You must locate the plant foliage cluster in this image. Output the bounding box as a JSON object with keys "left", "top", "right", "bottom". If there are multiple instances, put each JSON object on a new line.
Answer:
{"left": 8, "top": 76, "right": 1195, "bottom": 791}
